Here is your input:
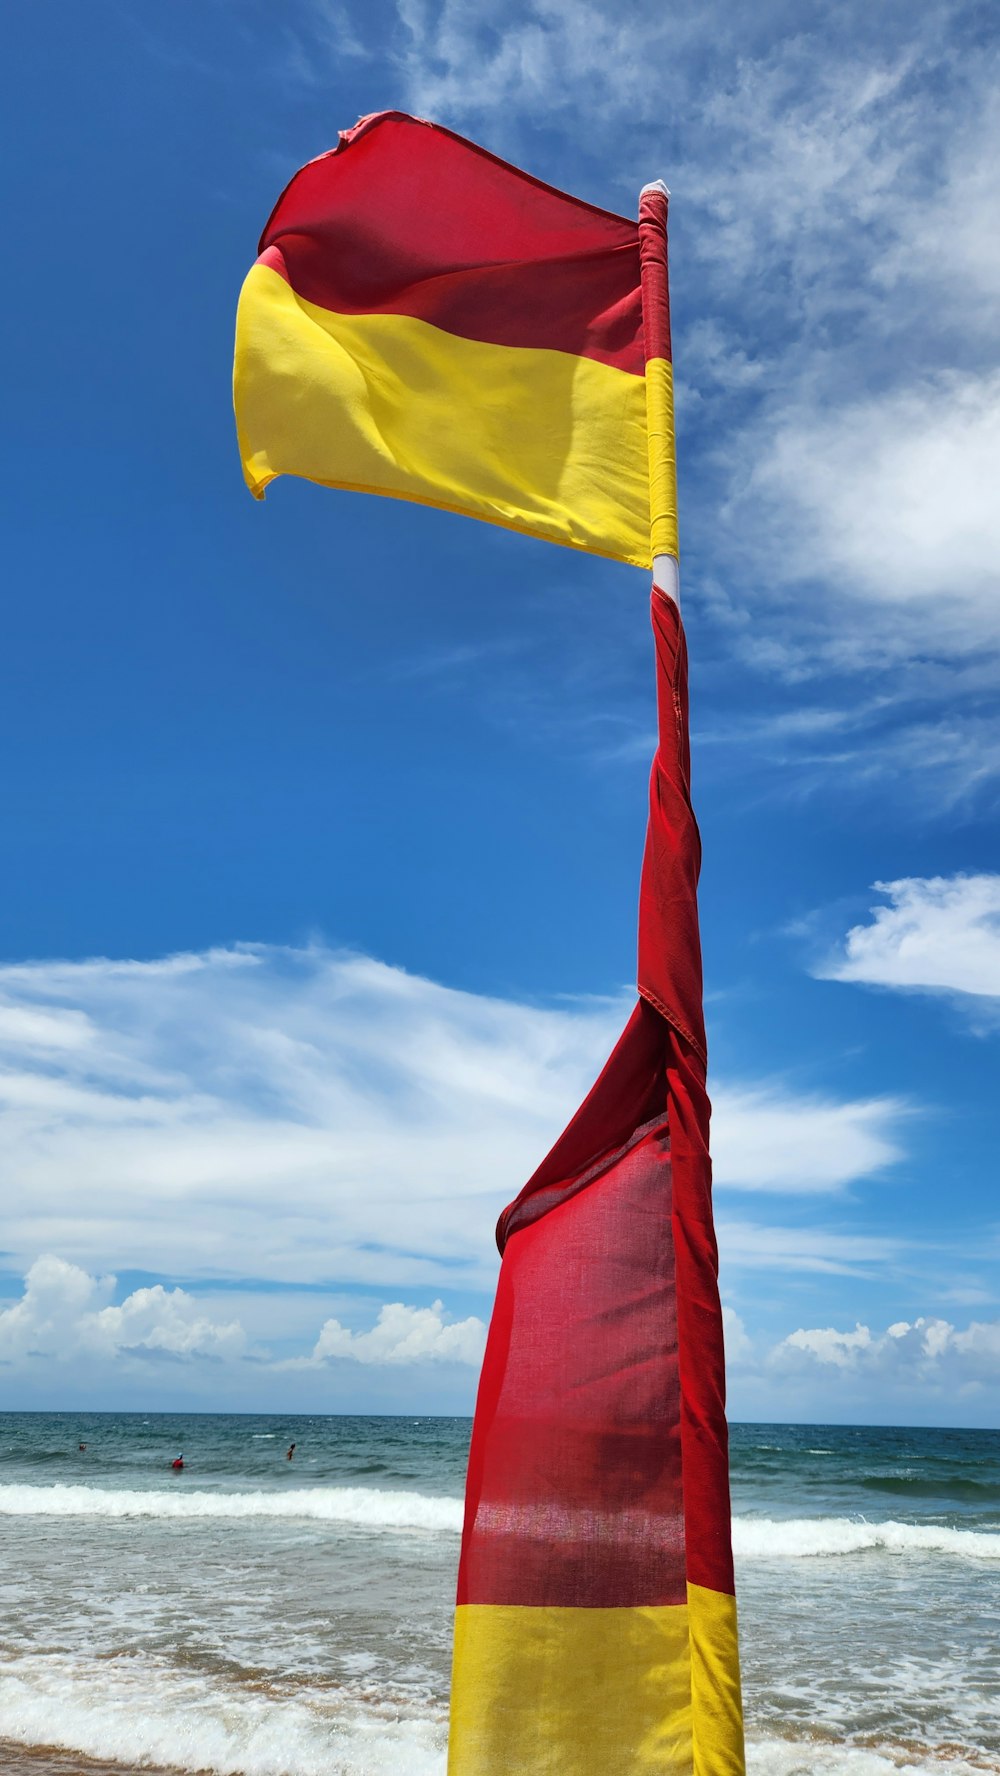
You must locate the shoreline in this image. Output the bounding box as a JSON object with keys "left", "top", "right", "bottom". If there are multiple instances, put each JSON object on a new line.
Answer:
{"left": 5, "top": 1733, "right": 1000, "bottom": 1776}
{"left": 0, "top": 1749, "right": 185, "bottom": 1776}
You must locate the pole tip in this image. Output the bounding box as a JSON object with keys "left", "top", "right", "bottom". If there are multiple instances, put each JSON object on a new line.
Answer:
{"left": 640, "top": 179, "right": 670, "bottom": 200}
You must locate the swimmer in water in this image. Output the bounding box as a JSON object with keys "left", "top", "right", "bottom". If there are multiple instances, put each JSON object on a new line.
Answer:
{"left": 171, "top": 1453, "right": 184, "bottom": 1470}
{"left": 286, "top": 1442, "right": 296, "bottom": 1461}
{"left": 78, "top": 1442, "right": 87, "bottom": 1453}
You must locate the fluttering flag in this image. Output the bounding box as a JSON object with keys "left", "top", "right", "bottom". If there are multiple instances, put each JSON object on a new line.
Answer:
{"left": 234, "top": 110, "right": 671, "bottom": 568}
{"left": 235, "top": 110, "right": 743, "bottom": 1776}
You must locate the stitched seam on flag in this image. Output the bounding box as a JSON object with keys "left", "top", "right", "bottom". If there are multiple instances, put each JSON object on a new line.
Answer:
{"left": 502, "top": 1112, "right": 670, "bottom": 1242}
{"left": 637, "top": 985, "right": 707, "bottom": 1067}
{"left": 244, "top": 467, "right": 650, "bottom": 571}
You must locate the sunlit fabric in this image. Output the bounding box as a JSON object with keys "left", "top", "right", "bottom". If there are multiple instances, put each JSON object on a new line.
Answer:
{"left": 233, "top": 110, "right": 671, "bottom": 566}
{"left": 234, "top": 116, "right": 740, "bottom": 1773}
{"left": 450, "top": 594, "right": 745, "bottom": 1775}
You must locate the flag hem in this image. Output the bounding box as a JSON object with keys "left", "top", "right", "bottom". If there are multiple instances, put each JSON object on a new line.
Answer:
{"left": 256, "top": 109, "right": 639, "bottom": 257}
{"left": 240, "top": 466, "right": 650, "bottom": 570}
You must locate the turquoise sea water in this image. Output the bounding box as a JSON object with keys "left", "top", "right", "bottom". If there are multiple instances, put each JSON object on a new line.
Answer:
{"left": 0, "top": 1414, "right": 997, "bottom": 1775}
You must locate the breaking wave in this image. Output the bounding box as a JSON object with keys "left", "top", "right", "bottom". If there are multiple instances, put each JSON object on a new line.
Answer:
{"left": 0, "top": 1652, "right": 446, "bottom": 1776}
{"left": 0, "top": 1483, "right": 463, "bottom": 1533}
{"left": 2, "top": 1487, "right": 998, "bottom": 1561}
{"left": 732, "top": 1516, "right": 1000, "bottom": 1561}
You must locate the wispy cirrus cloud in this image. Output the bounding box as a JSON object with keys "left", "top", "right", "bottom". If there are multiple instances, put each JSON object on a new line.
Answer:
{"left": 0, "top": 942, "right": 911, "bottom": 1299}
{"left": 731, "top": 371, "right": 1000, "bottom": 662}
{"left": 696, "top": 700, "right": 1000, "bottom": 815}
{"left": 717, "top": 1219, "right": 901, "bottom": 1279}
{"left": 373, "top": 0, "right": 1000, "bottom": 715}
{"left": 711, "top": 1089, "right": 904, "bottom": 1194}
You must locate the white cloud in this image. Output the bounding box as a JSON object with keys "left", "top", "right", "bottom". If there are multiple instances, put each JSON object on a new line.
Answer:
{"left": 394, "top": 0, "right": 662, "bottom": 132}
{"left": 775, "top": 1314, "right": 1000, "bottom": 1392}
{"left": 823, "top": 874, "right": 1000, "bottom": 1001}
{"left": 711, "top": 1086, "right": 903, "bottom": 1192}
{"left": 0, "top": 1256, "right": 484, "bottom": 1380}
{"left": 850, "top": 716, "right": 1000, "bottom": 810}
{"left": 695, "top": 39, "right": 1000, "bottom": 673}
{"left": 717, "top": 1220, "right": 899, "bottom": 1277}
{"left": 0, "top": 943, "right": 908, "bottom": 1292}
{"left": 311, "top": 1300, "right": 486, "bottom": 1366}
{"left": 721, "top": 1304, "right": 752, "bottom": 1365}
{"left": 0, "top": 1257, "right": 246, "bottom": 1364}
{"left": 698, "top": 701, "right": 1000, "bottom": 812}
{"left": 877, "top": 85, "right": 1000, "bottom": 323}
{"left": 744, "top": 373, "right": 1000, "bottom": 653}
{"left": 0, "top": 1004, "right": 93, "bottom": 1051}
{"left": 780, "top": 1321, "right": 878, "bottom": 1368}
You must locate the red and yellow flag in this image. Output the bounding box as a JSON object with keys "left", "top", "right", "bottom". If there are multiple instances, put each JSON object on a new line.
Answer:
{"left": 451, "top": 590, "right": 744, "bottom": 1773}
{"left": 235, "top": 111, "right": 742, "bottom": 1776}
{"left": 234, "top": 110, "right": 674, "bottom": 567}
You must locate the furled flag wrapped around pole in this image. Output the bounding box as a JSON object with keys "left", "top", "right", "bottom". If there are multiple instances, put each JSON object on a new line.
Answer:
{"left": 234, "top": 110, "right": 745, "bottom": 1776}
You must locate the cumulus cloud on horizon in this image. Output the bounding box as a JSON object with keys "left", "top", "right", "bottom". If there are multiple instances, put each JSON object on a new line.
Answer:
{"left": 309, "top": 1300, "right": 486, "bottom": 1367}
{"left": 6, "top": 1252, "right": 998, "bottom": 1416}
{"left": 0, "top": 1256, "right": 247, "bottom": 1367}
{"left": 775, "top": 1314, "right": 1000, "bottom": 1396}
{"left": 0, "top": 1256, "right": 485, "bottom": 1375}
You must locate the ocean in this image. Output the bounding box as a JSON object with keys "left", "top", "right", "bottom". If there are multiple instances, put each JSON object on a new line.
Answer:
{"left": 0, "top": 1414, "right": 997, "bottom": 1776}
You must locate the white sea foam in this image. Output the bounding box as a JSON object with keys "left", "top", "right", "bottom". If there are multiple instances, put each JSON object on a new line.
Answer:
{"left": 2, "top": 1486, "right": 998, "bottom": 1563}
{"left": 732, "top": 1516, "right": 1000, "bottom": 1562}
{"left": 747, "top": 1737, "right": 999, "bottom": 1776}
{"left": 0, "top": 1651, "right": 446, "bottom": 1776}
{"left": 0, "top": 1655, "right": 994, "bottom": 1776}
{"left": 0, "top": 1482, "right": 463, "bottom": 1532}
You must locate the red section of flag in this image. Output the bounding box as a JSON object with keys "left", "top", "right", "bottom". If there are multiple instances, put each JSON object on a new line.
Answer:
{"left": 642, "top": 593, "right": 732, "bottom": 1597}
{"left": 638, "top": 592, "right": 706, "bottom": 1061}
{"left": 255, "top": 111, "right": 647, "bottom": 374}
{"left": 638, "top": 185, "right": 673, "bottom": 362}
{"left": 458, "top": 591, "right": 735, "bottom": 1608}
{"left": 459, "top": 1117, "right": 685, "bottom": 1609}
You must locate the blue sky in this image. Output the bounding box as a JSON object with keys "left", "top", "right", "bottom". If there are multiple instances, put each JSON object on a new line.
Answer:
{"left": 1, "top": 0, "right": 998, "bottom": 1423}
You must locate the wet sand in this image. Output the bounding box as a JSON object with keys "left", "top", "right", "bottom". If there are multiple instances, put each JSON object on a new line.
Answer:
{"left": 0, "top": 1747, "right": 190, "bottom": 1776}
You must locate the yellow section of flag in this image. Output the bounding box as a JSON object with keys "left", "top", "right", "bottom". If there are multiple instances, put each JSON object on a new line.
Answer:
{"left": 234, "top": 263, "right": 657, "bottom": 567}
{"left": 448, "top": 1585, "right": 742, "bottom": 1776}
{"left": 645, "top": 355, "right": 679, "bottom": 563}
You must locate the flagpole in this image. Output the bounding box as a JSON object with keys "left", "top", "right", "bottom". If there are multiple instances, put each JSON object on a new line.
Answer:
{"left": 638, "top": 180, "right": 680, "bottom": 608}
